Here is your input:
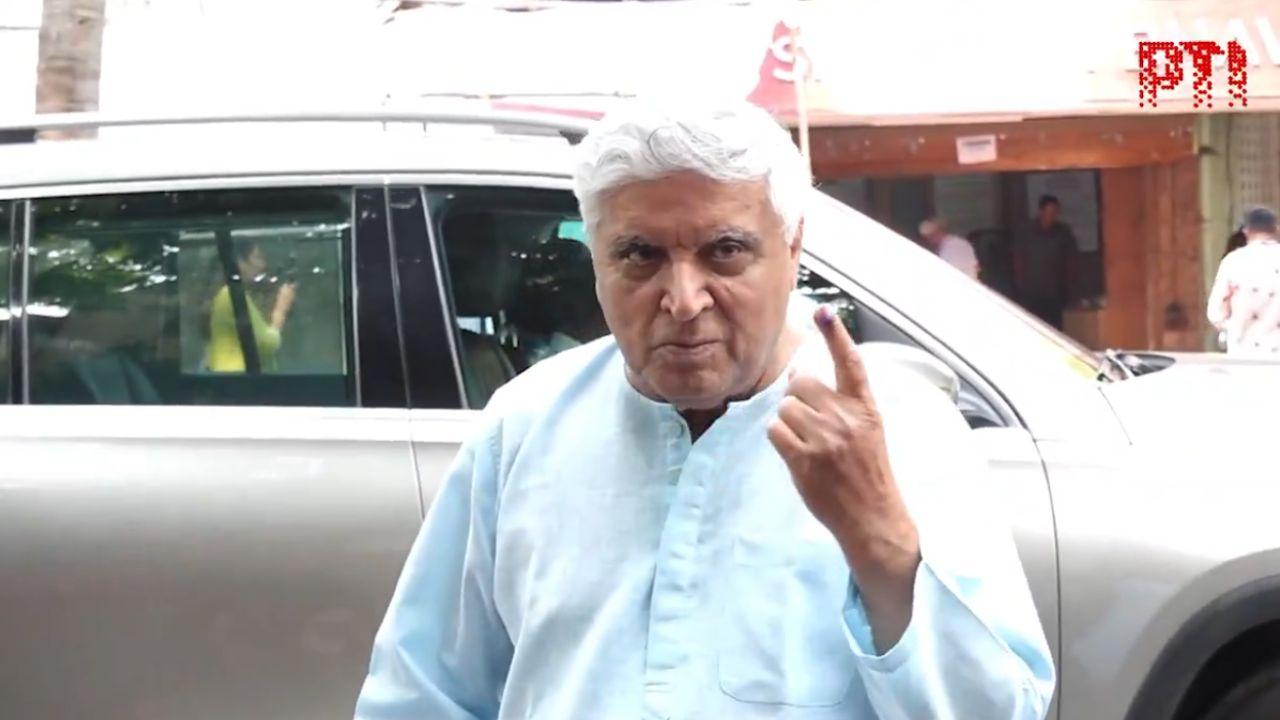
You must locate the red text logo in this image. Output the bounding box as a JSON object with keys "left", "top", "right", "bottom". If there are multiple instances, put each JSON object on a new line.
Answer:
{"left": 1138, "top": 40, "right": 1248, "bottom": 108}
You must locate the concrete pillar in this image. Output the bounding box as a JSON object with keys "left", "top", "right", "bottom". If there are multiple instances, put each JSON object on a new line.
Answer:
{"left": 1197, "top": 114, "right": 1232, "bottom": 350}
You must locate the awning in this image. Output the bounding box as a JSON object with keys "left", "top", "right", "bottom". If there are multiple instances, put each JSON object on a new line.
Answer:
{"left": 92, "top": 0, "right": 1280, "bottom": 125}
{"left": 381, "top": 0, "right": 1280, "bottom": 125}
{"left": 1079, "top": 0, "right": 1280, "bottom": 115}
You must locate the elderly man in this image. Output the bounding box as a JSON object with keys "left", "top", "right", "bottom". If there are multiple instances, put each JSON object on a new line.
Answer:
{"left": 354, "top": 101, "right": 1055, "bottom": 720}
{"left": 919, "top": 216, "right": 980, "bottom": 280}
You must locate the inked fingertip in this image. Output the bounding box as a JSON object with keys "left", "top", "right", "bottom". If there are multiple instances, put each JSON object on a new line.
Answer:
{"left": 815, "top": 304, "right": 835, "bottom": 328}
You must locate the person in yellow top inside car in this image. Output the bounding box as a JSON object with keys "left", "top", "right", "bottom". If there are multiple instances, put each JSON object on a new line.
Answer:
{"left": 206, "top": 240, "right": 297, "bottom": 372}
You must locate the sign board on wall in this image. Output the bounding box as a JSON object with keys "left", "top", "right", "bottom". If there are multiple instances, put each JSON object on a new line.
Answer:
{"left": 956, "top": 135, "right": 999, "bottom": 164}
{"left": 1085, "top": 0, "right": 1280, "bottom": 112}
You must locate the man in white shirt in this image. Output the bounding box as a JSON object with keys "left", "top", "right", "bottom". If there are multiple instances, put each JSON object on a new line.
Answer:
{"left": 920, "top": 217, "right": 981, "bottom": 281}
{"left": 355, "top": 100, "right": 1054, "bottom": 720}
{"left": 1208, "top": 208, "right": 1280, "bottom": 357}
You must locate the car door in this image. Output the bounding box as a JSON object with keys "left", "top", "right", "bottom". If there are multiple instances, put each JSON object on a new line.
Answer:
{"left": 799, "top": 201, "right": 1066, "bottom": 719}
{"left": 0, "top": 185, "right": 420, "bottom": 720}
{"left": 398, "top": 181, "right": 1060, "bottom": 708}
{"left": 1, "top": 199, "right": 12, "bottom": 401}
{"left": 396, "top": 182, "right": 586, "bottom": 504}
{"left": 798, "top": 252, "right": 1062, "bottom": 685}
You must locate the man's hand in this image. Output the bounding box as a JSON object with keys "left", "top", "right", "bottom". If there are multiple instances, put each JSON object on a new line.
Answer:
{"left": 767, "top": 304, "right": 921, "bottom": 652}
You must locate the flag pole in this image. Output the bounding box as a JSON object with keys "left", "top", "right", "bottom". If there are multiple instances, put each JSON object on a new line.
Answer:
{"left": 789, "top": 21, "right": 812, "bottom": 176}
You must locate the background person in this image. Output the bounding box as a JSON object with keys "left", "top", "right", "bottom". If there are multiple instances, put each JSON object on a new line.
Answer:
{"left": 919, "top": 216, "right": 980, "bottom": 280}
{"left": 1013, "top": 194, "right": 1077, "bottom": 330}
{"left": 1207, "top": 208, "right": 1280, "bottom": 357}
{"left": 206, "top": 240, "right": 297, "bottom": 372}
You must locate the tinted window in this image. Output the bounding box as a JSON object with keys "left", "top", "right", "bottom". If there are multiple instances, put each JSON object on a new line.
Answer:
{"left": 28, "top": 189, "right": 355, "bottom": 406}
{"left": 800, "top": 264, "right": 1005, "bottom": 428}
{"left": 426, "top": 187, "right": 1000, "bottom": 426}
{"left": 797, "top": 264, "right": 917, "bottom": 346}
{"left": 0, "top": 202, "right": 11, "bottom": 402}
{"left": 428, "top": 187, "right": 604, "bottom": 409}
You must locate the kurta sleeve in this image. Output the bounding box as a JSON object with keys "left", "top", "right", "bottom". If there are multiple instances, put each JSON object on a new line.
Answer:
{"left": 354, "top": 423, "right": 512, "bottom": 720}
{"left": 844, "top": 368, "right": 1056, "bottom": 719}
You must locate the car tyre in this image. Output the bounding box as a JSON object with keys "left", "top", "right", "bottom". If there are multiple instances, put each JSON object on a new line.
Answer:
{"left": 1200, "top": 661, "right": 1280, "bottom": 720}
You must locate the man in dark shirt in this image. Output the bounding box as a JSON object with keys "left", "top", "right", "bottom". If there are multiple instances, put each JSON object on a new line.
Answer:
{"left": 1013, "top": 194, "right": 1077, "bottom": 330}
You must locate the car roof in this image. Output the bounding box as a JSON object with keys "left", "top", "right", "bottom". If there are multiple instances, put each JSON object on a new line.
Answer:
{"left": 0, "top": 109, "right": 585, "bottom": 194}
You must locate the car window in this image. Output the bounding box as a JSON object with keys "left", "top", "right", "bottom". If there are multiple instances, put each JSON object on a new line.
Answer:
{"left": 26, "top": 189, "right": 355, "bottom": 406}
{"left": 798, "top": 263, "right": 1006, "bottom": 428}
{"left": 426, "top": 186, "right": 1005, "bottom": 428}
{"left": 428, "top": 186, "right": 604, "bottom": 409}
{"left": 797, "top": 264, "right": 916, "bottom": 346}
{"left": 0, "top": 201, "right": 11, "bottom": 403}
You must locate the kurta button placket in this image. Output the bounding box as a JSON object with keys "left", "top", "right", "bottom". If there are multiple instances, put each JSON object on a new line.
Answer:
{"left": 643, "top": 407, "right": 719, "bottom": 720}
{"left": 640, "top": 394, "right": 772, "bottom": 720}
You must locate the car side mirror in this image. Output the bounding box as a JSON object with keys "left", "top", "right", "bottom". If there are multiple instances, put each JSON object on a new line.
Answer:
{"left": 856, "top": 342, "right": 961, "bottom": 403}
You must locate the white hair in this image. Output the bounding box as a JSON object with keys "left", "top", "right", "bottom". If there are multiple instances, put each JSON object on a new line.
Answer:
{"left": 918, "top": 218, "right": 944, "bottom": 236}
{"left": 572, "top": 99, "right": 812, "bottom": 245}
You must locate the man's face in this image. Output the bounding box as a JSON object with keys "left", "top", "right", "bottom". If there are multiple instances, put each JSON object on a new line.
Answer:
{"left": 592, "top": 171, "right": 801, "bottom": 410}
{"left": 920, "top": 222, "right": 943, "bottom": 248}
{"left": 1038, "top": 202, "right": 1060, "bottom": 226}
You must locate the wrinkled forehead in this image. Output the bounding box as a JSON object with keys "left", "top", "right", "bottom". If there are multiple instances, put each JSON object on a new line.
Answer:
{"left": 593, "top": 172, "right": 780, "bottom": 240}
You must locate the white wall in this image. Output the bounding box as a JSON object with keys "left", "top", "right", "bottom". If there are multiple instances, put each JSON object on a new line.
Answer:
{"left": 99, "top": 0, "right": 388, "bottom": 114}
{"left": 0, "top": 0, "right": 41, "bottom": 116}
{"left": 95, "top": 1, "right": 775, "bottom": 112}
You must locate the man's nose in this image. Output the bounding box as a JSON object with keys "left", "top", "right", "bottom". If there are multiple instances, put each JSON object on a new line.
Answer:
{"left": 659, "top": 259, "right": 714, "bottom": 322}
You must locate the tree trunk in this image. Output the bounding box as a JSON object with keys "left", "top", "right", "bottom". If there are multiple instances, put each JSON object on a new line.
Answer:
{"left": 36, "top": 0, "right": 106, "bottom": 139}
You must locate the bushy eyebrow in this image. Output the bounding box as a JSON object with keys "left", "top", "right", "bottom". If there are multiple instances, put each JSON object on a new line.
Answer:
{"left": 603, "top": 234, "right": 657, "bottom": 261}
{"left": 604, "top": 227, "right": 763, "bottom": 253}
{"left": 708, "top": 227, "right": 762, "bottom": 247}
{"left": 605, "top": 233, "right": 649, "bottom": 248}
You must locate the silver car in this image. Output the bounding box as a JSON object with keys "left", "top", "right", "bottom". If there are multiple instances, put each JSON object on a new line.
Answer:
{"left": 1, "top": 110, "right": 1278, "bottom": 720}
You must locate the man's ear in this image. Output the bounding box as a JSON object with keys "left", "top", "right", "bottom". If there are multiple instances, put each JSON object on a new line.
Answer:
{"left": 789, "top": 217, "right": 805, "bottom": 264}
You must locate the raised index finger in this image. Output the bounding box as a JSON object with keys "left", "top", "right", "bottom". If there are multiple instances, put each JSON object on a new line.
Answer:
{"left": 814, "top": 304, "right": 873, "bottom": 402}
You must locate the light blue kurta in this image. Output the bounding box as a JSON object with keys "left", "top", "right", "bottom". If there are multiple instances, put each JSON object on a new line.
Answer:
{"left": 354, "top": 332, "right": 1055, "bottom": 720}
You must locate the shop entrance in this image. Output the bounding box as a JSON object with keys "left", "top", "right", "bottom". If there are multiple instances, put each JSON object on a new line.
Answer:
{"left": 820, "top": 170, "right": 1105, "bottom": 331}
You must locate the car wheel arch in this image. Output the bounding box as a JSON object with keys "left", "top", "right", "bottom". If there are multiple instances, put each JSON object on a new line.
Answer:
{"left": 1126, "top": 574, "right": 1280, "bottom": 720}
